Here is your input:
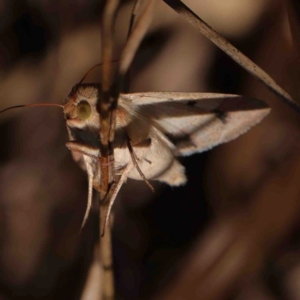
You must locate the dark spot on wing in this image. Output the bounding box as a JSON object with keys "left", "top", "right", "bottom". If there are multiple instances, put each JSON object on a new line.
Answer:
{"left": 144, "top": 158, "right": 152, "bottom": 164}
{"left": 213, "top": 109, "right": 227, "bottom": 124}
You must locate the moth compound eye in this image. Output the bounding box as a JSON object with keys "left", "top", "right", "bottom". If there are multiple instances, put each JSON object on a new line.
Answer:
{"left": 77, "top": 100, "right": 92, "bottom": 121}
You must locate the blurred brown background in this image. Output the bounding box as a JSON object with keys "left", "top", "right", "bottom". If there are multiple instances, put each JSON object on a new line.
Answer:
{"left": 0, "top": 0, "right": 300, "bottom": 299}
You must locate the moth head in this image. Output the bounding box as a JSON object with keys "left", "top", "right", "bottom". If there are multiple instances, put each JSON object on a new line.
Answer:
{"left": 64, "top": 84, "right": 100, "bottom": 129}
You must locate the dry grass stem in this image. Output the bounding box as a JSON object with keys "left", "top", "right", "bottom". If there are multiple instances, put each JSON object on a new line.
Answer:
{"left": 81, "top": 247, "right": 102, "bottom": 300}
{"left": 99, "top": 0, "right": 120, "bottom": 200}
{"left": 97, "top": 1, "right": 121, "bottom": 299}
{"left": 127, "top": 0, "right": 143, "bottom": 39}
{"left": 99, "top": 219, "right": 115, "bottom": 300}
{"left": 163, "top": 0, "right": 300, "bottom": 113}
{"left": 109, "top": 0, "right": 155, "bottom": 144}
{"left": 94, "top": 1, "right": 155, "bottom": 299}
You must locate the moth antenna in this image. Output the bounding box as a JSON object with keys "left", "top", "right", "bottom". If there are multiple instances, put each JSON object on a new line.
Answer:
{"left": 80, "top": 156, "right": 95, "bottom": 232}
{"left": 78, "top": 59, "right": 119, "bottom": 86}
{"left": 125, "top": 134, "right": 155, "bottom": 192}
{"left": 71, "top": 60, "right": 119, "bottom": 103}
{"left": 0, "top": 103, "right": 63, "bottom": 114}
{"left": 78, "top": 63, "right": 102, "bottom": 86}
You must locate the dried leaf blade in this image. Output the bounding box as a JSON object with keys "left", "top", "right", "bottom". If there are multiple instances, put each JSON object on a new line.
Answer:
{"left": 163, "top": 0, "right": 300, "bottom": 114}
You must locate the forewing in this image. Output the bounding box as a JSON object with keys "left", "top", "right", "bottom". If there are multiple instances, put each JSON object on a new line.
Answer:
{"left": 121, "top": 92, "right": 270, "bottom": 156}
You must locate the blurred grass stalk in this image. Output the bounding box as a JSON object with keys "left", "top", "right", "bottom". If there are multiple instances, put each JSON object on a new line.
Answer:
{"left": 287, "top": 0, "right": 300, "bottom": 63}
{"left": 287, "top": 0, "right": 300, "bottom": 101}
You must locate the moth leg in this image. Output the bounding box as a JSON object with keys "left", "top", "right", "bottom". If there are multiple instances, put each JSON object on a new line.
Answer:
{"left": 80, "top": 156, "right": 94, "bottom": 231}
{"left": 66, "top": 141, "right": 99, "bottom": 159}
{"left": 66, "top": 142, "right": 99, "bottom": 231}
{"left": 100, "top": 165, "right": 132, "bottom": 236}
{"left": 125, "top": 135, "right": 154, "bottom": 192}
{"left": 154, "top": 159, "right": 187, "bottom": 186}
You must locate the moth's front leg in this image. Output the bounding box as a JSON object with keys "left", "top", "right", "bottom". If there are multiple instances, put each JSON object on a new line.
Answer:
{"left": 66, "top": 141, "right": 102, "bottom": 190}
{"left": 66, "top": 141, "right": 100, "bottom": 159}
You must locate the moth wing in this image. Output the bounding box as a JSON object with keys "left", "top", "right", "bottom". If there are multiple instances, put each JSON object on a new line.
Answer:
{"left": 120, "top": 92, "right": 270, "bottom": 156}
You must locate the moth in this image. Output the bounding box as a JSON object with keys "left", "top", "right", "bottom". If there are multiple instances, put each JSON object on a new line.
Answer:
{"left": 63, "top": 82, "right": 270, "bottom": 230}
{"left": 1, "top": 74, "right": 270, "bottom": 232}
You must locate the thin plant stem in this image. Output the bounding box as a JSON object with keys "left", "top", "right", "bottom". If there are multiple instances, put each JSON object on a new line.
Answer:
{"left": 97, "top": 1, "right": 120, "bottom": 299}
{"left": 124, "top": 0, "right": 143, "bottom": 92}
{"left": 99, "top": 218, "right": 115, "bottom": 300}
{"left": 163, "top": 0, "right": 300, "bottom": 113}
{"left": 99, "top": 0, "right": 120, "bottom": 200}
{"left": 127, "top": 0, "right": 143, "bottom": 39}
{"left": 109, "top": 0, "right": 155, "bottom": 147}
